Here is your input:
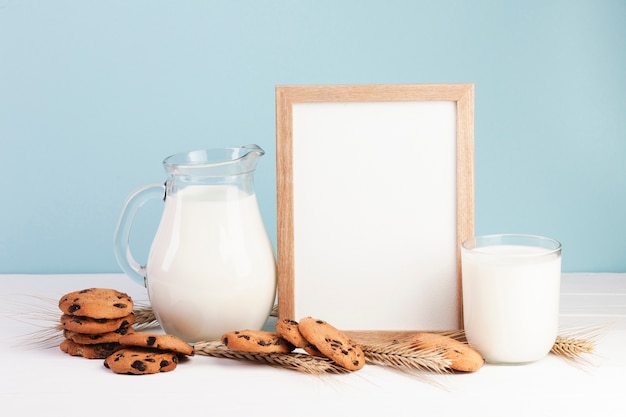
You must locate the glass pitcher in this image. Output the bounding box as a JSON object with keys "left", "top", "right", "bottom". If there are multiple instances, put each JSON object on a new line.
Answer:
{"left": 114, "top": 144, "right": 277, "bottom": 343}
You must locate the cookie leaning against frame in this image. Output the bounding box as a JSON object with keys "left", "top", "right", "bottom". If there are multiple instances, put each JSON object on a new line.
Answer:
{"left": 275, "top": 318, "right": 309, "bottom": 348}
{"left": 275, "top": 318, "right": 324, "bottom": 356}
{"left": 58, "top": 288, "right": 134, "bottom": 319}
{"left": 298, "top": 317, "right": 365, "bottom": 371}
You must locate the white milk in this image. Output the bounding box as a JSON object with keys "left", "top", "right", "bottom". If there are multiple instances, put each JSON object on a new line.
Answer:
{"left": 145, "top": 185, "right": 277, "bottom": 342}
{"left": 461, "top": 244, "right": 561, "bottom": 364}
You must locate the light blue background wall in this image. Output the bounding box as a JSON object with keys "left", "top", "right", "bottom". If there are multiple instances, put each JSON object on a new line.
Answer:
{"left": 1, "top": 0, "right": 624, "bottom": 274}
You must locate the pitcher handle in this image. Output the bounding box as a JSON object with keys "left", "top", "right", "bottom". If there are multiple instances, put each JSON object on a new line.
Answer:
{"left": 113, "top": 182, "right": 165, "bottom": 287}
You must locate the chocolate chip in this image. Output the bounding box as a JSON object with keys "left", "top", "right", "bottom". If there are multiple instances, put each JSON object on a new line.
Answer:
{"left": 113, "top": 303, "right": 128, "bottom": 309}
{"left": 146, "top": 336, "right": 157, "bottom": 347}
{"left": 68, "top": 304, "right": 81, "bottom": 313}
{"left": 131, "top": 360, "right": 147, "bottom": 372}
{"left": 159, "top": 360, "right": 171, "bottom": 369}
{"left": 116, "top": 326, "right": 131, "bottom": 335}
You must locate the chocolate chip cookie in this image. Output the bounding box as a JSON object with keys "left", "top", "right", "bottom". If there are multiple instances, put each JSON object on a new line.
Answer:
{"left": 63, "top": 327, "right": 134, "bottom": 345}
{"left": 60, "top": 313, "right": 135, "bottom": 335}
{"left": 104, "top": 348, "right": 178, "bottom": 375}
{"left": 58, "top": 288, "right": 134, "bottom": 319}
{"left": 60, "top": 338, "right": 121, "bottom": 359}
{"left": 221, "top": 330, "right": 295, "bottom": 354}
{"left": 410, "top": 332, "right": 484, "bottom": 372}
{"left": 118, "top": 332, "right": 194, "bottom": 357}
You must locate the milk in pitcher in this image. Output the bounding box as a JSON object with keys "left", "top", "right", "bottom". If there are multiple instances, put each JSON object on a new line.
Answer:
{"left": 146, "top": 184, "right": 276, "bottom": 342}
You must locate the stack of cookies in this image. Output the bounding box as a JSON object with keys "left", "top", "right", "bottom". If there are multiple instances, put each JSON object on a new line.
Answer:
{"left": 58, "top": 288, "right": 136, "bottom": 359}
{"left": 58, "top": 288, "right": 194, "bottom": 375}
{"left": 221, "top": 316, "right": 366, "bottom": 371}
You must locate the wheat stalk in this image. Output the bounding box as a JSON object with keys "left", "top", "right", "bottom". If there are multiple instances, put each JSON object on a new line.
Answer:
{"left": 193, "top": 340, "right": 350, "bottom": 375}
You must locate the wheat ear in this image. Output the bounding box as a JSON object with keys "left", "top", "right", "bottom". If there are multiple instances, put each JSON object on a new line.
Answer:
{"left": 551, "top": 325, "right": 602, "bottom": 365}
{"left": 552, "top": 335, "right": 594, "bottom": 360}
{"left": 362, "top": 341, "right": 453, "bottom": 373}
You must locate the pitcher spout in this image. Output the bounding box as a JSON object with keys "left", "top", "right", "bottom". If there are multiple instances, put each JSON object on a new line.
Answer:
{"left": 238, "top": 144, "right": 265, "bottom": 172}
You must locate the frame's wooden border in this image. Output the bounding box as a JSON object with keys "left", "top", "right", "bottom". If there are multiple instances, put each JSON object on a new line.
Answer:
{"left": 276, "top": 84, "right": 474, "bottom": 330}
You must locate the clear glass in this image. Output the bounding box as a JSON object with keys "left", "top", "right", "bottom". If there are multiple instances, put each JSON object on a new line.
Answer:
{"left": 114, "top": 144, "right": 276, "bottom": 343}
{"left": 461, "top": 234, "right": 562, "bottom": 364}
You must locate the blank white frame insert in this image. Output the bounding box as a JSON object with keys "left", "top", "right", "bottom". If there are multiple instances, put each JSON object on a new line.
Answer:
{"left": 276, "top": 84, "right": 474, "bottom": 331}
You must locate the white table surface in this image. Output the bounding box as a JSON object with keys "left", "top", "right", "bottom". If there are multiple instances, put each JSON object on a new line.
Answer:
{"left": 1, "top": 272, "right": 625, "bottom": 416}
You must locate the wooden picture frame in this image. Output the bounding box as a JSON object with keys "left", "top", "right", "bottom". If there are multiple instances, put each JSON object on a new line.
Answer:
{"left": 276, "top": 84, "right": 474, "bottom": 332}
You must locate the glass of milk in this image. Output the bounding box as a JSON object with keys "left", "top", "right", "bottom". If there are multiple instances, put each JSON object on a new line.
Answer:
{"left": 461, "top": 234, "right": 562, "bottom": 364}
